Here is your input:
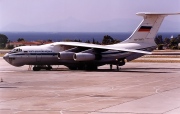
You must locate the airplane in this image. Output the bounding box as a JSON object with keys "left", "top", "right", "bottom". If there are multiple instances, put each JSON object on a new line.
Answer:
{"left": 3, "top": 12, "right": 180, "bottom": 71}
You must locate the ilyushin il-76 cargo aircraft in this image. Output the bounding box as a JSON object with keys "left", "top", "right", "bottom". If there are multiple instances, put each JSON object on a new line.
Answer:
{"left": 3, "top": 12, "right": 180, "bottom": 71}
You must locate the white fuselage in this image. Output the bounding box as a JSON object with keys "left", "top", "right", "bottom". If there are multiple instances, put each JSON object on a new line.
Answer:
{"left": 3, "top": 42, "right": 154, "bottom": 67}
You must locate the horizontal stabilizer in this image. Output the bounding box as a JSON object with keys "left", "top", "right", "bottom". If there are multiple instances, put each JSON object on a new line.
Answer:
{"left": 136, "top": 12, "right": 180, "bottom": 16}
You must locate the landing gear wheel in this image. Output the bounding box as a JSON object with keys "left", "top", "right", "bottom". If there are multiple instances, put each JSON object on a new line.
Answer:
{"left": 33, "top": 67, "right": 41, "bottom": 71}
{"left": 68, "top": 66, "right": 77, "bottom": 70}
{"left": 110, "top": 64, "right": 113, "bottom": 70}
{"left": 116, "top": 65, "right": 121, "bottom": 71}
{"left": 46, "top": 65, "right": 52, "bottom": 70}
{"left": 46, "top": 67, "right": 51, "bottom": 70}
{"left": 77, "top": 66, "right": 84, "bottom": 70}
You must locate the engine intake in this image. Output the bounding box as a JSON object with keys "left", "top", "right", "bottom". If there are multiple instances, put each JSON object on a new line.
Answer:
{"left": 73, "top": 53, "right": 95, "bottom": 61}
{"left": 58, "top": 52, "right": 74, "bottom": 60}
{"left": 73, "top": 53, "right": 102, "bottom": 61}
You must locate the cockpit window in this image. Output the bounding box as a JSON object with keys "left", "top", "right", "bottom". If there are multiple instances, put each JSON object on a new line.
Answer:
{"left": 10, "top": 48, "right": 22, "bottom": 53}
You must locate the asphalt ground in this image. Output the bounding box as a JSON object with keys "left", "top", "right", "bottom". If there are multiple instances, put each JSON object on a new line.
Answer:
{"left": 0, "top": 57, "right": 180, "bottom": 114}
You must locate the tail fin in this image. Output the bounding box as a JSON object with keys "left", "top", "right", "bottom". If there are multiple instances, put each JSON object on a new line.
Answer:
{"left": 122, "top": 12, "right": 180, "bottom": 45}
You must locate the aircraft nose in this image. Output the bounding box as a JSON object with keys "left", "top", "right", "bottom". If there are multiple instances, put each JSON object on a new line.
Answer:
{"left": 3, "top": 53, "right": 9, "bottom": 62}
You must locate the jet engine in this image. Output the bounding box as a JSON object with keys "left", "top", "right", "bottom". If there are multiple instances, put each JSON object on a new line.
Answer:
{"left": 73, "top": 52, "right": 102, "bottom": 61}
{"left": 58, "top": 52, "right": 74, "bottom": 60}
{"left": 73, "top": 53, "right": 95, "bottom": 61}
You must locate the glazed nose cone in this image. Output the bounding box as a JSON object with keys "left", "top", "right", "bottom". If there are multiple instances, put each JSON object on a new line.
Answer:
{"left": 3, "top": 53, "right": 9, "bottom": 63}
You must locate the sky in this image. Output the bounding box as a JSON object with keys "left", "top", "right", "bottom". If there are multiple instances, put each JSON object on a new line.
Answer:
{"left": 0, "top": 0, "right": 180, "bottom": 32}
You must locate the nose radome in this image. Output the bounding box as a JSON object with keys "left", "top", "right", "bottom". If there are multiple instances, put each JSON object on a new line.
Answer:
{"left": 3, "top": 53, "right": 9, "bottom": 60}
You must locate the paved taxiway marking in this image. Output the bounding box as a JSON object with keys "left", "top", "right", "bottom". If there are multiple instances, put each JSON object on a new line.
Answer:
{"left": 62, "top": 76, "right": 133, "bottom": 92}
{"left": 0, "top": 72, "right": 149, "bottom": 113}
{"left": 164, "top": 106, "right": 180, "bottom": 114}
{"left": 54, "top": 76, "right": 179, "bottom": 112}
{"left": 1, "top": 71, "right": 179, "bottom": 113}
{"left": 37, "top": 77, "right": 134, "bottom": 111}
{"left": 60, "top": 110, "right": 63, "bottom": 114}
{"left": 0, "top": 75, "right": 134, "bottom": 112}
{"left": 12, "top": 75, "right": 133, "bottom": 97}
{"left": 97, "top": 87, "right": 180, "bottom": 114}
{"left": 1, "top": 60, "right": 180, "bottom": 114}
{"left": 153, "top": 80, "right": 180, "bottom": 94}
{"left": 154, "top": 87, "right": 160, "bottom": 93}
{"left": 88, "top": 77, "right": 180, "bottom": 113}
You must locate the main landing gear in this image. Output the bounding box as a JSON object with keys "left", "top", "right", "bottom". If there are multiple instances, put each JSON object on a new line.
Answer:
{"left": 33, "top": 65, "right": 52, "bottom": 71}
{"left": 109, "top": 64, "right": 121, "bottom": 71}
{"left": 110, "top": 59, "right": 125, "bottom": 71}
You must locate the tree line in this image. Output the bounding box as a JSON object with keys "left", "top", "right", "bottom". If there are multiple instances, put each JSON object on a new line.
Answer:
{"left": 1, "top": 33, "right": 180, "bottom": 50}
{"left": 63, "top": 35, "right": 121, "bottom": 45}
{"left": 0, "top": 34, "right": 8, "bottom": 49}
{"left": 155, "top": 35, "right": 180, "bottom": 50}
{"left": 0, "top": 34, "right": 121, "bottom": 49}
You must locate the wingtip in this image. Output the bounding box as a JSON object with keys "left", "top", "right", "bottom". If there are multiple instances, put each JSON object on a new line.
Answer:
{"left": 147, "top": 52, "right": 152, "bottom": 55}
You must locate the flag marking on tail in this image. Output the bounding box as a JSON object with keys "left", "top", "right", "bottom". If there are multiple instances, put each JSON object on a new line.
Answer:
{"left": 138, "top": 26, "right": 152, "bottom": 32}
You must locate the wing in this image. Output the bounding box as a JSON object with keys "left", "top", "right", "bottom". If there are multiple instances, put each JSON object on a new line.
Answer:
{"left": 53, "top": 42, "right": 152, "bottom": 54}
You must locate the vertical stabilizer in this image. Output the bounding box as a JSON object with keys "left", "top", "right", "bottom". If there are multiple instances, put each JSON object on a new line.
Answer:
{"left": 122, "top": 12, "right": 180, "bottom": 45}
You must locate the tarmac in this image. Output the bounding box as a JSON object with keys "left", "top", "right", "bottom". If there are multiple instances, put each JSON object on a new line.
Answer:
{"left": 1, "top": 57, "right": 180, "bottom": 114}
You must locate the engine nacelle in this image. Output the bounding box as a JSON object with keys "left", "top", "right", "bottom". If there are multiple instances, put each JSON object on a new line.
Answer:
{"left": 58, "top": 52, "right": 74, "bottom": 60}
{"left": 73, "top": 53, "right": 95, "bottom": 61}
